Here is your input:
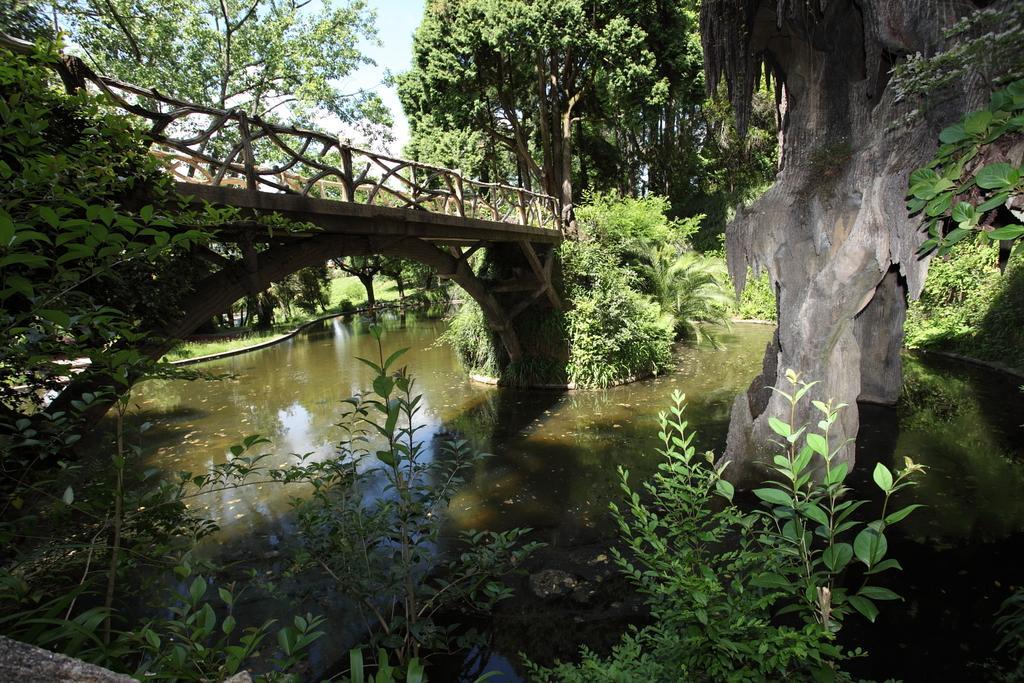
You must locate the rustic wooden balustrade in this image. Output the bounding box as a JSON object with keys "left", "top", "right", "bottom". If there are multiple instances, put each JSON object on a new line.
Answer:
{"left": 82, "top": 74, "right": 562, "bottom": 232}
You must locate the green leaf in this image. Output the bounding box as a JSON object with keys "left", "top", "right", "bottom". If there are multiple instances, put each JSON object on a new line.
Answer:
{"left": 950, "top": 201, "right": 977, "bottom": 225}
{"left": 767, "top": 416, "right": 791, "bottom": 438}
{"left": 975, "top": 162, "right": 1020, "bottom": 190}
{"left": 884, "top": 504, "right": 924, "bottom": 525}
{"left": 39, "top": 206, "right": 60, "bottom": 228}
{"left": 38, "top": 309, "right": 71, "bottom": 327}
{"left": 189, "top": 576, "right": 206, "bottom": 604}
{"left": 753, "top": 487, "right": 793, "bottom": 507}
{"left": 407, "top": 658, "right": 425, "bottom": 683}
{"left": 906, "top": 197, "right": 926, "bottom": 214}
{"left": 872, "top": 463, "right": 893, "bottom": 492}
{"left": 376, "top": 449, "right": 396, "bottom": 467}
{"left": 925, "top": 191, "right": 952, "bottom": 217}
{"left": 864, "top": 558, "right": 903, "bottom": 575}
{"left": 384, "top": 399, "right": 400, "bottom": 435}
{"left": 801, "top": 502, "right": 829, "bottom": 526}
{"left": 382, "top": 347, "right": 408, "bottom": 371}
{"left": 858, "top": 586, "right": 902, "bottom": 601}
{"left": 938, "top": 122, "right": 968, "bottom": 144}
{"left": 941, "top": 227, "right": 971, "bottom": 250}
{"left": 792, "top": 442, "right": 813, "bottom": 472}
{"left": 825, "top": 462, "right": 848, "bottom": 486}
{"left": 963, "top": 110, "right": 993, "bottom": 134}
{"left": 372, "top": 374, "right": 394, "bottom": 398}
{"left": 848, "top": 595, "right": 879, "bottom": 622}
{"left": 0, "top": 253, "right": 48, "bottom": 268}
{"left": 62, "top": 486, "right": 74, "bottom": 505}
{"left": 350, "top": 648, "right": 365, "bottom": 683}
{"left": 144, "top": 629, "right": 160, "bottom": 649}
{"left": 854, "top": 528, "right": 877, "bottom": 567}
{"left": 977, "top": 191, "right": 1011, "bottom": 212}
{"left": 222, "top": 614, "right": 236, "bottom": 635}
{"left": 822, "top": 542, "right": 853, "bottom": 573}
{"left": 714, "top": 478, "right": 734, "bottom": 502}
{"left": 986, "top": 225, "right": 1024, "bottom": 241}
{"left": 806, "top": 432, "right": 828, "bottom": 457}
{"left": 751, "top": 572, "right": 790, "bottom": 589}
{"left": 0, "top": 211, "right": 15, "bottom": 246}
{"left": 354, "top": 356, "right": 382, "bottom": 375}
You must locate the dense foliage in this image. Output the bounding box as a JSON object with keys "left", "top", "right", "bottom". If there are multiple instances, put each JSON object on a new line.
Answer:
{"left": 399, "top": 0, "right": 777, "bottom": 241}
{"left": 560, "top": 239, "right": 674, "bottom": 387}
{"left": 909, "top": 80, "right": 1024, "bottom": 257}
{"left": 905, "top": 240, "right": 1024, "bottom": 370}
{"left": 533, "top": 373, "right": 924, "bottom": 681}
{"left": 0, "top": 44, "right": 212, "bottom": 431}
{"left": 441, "top": 193, "right": 732, "bottom": 388}
{"left": 52, "top": 0, "right": 390, "bottom": 139}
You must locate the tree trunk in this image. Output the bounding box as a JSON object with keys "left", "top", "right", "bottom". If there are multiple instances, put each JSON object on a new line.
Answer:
{"left": 254, "top": 291, "right": 275, "bottom": 330}
{"left": 704, "top": 0, "right": 983, "bottom": 484}
{"left": 395, "top": 275, "right": 406, "bottom": 304}
{"left": 359, "top": 273, "right": 376, "bottom": 309}
{"left": 560, "top": 108, "right": 575, "bottom": 232}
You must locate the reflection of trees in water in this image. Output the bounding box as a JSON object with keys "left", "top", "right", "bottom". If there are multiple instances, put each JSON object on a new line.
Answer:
{"left": 899, "top": 360, "right": 973, "bottom": 424}
{"left": 891, "top": 357, "right": 1024, "bottom": 545}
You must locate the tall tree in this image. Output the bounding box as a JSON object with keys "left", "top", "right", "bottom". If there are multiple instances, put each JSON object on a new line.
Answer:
{"left": 332, "top": 256, "right": 383, "bottom": 309}
{"left": 56, "top": 0, "right": 390, "bottom": 136}
{"left": 399, "top": 0, "right": 656, "bottom": 226}
{"left": 400, "top": 0, "right": 777, "bottom": 246}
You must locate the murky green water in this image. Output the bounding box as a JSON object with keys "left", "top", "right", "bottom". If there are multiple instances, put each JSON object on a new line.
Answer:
{"left": 130, "top": 312, "right": 1024, "bottom": 681}
{"left": 132, "top": 314, "right": 775, "bottom": 542}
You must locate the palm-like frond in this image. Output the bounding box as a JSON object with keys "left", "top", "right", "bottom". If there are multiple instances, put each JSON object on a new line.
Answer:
{"left": 638, "top": 245, "right": 733, "bottom": 344}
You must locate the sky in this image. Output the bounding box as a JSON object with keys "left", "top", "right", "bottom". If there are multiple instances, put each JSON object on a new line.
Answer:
{"left": 340, "top": 0, "right": 426, "bottom": 154}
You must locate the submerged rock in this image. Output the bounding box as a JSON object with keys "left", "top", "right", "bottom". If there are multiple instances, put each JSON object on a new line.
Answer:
{"left": 529, "top": 569, "right": 578, "bottom": 599}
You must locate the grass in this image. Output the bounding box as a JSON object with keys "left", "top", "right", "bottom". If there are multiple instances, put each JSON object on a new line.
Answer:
{"left": 163, "top": 274, "right": 405, "bottom": 362}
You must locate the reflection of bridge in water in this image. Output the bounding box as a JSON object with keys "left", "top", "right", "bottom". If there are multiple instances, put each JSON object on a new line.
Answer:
{"left": 3, "top": 28, "right": 565, "bottom": 362}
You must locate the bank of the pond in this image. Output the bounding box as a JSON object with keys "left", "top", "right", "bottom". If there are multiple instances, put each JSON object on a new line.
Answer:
{"left": 166, "top": 303, "right": 406, "bottom": 365}
{"left": 913, "top": 347, "right": 1024, "bottom": 381}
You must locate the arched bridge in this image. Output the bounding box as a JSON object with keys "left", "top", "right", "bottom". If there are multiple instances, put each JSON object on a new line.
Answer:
{"left": 6, "top": 29, "right": 566, "bottom": 362}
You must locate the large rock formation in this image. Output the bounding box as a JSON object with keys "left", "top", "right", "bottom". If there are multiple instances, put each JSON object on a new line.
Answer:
{"left": 700, "top": 1, "right": 988, "bottom": 483}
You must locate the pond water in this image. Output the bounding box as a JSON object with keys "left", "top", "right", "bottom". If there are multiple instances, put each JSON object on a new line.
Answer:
{"left": 130, "top": 312, "right": 1024, "bottom": 681}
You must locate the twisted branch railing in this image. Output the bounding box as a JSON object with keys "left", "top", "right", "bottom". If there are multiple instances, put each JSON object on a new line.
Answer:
{"left": 2, "top": 32, "right": 561, "bottom": 232}
{"left": 93, "top": 72, "right": 562, "bottom": 232}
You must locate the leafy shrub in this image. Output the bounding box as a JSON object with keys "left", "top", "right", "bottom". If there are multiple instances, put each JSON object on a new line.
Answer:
{"left": 439, "top": 300, "right": 502, "bottom": 377}
{"left": 560, "top": 240, "right": 674, "bottom": 387}
{"left": 289, "top": 327, "right": 541, "bottom": 666}
{"left": 635, "top": 246, "right": 733, "bottom": 342}
{"left": 133, "top": 569, "right": 323, "bottom": 682}
{"left": 532, "top": 371, "right": 924, "bottom": 681}
{"left": 0, "top": 43, "right": 210, "bottom": 419}
{"left": 734, "top": 269, "right": 777, "bottom": 321}
{"left": 908, "top": 79, "right": 1024, "bottom": 257}
{"left": 575, "top": 190, "right": 701, "bottom": 255}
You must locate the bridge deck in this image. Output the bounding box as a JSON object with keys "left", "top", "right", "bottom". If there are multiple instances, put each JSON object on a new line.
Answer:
{"left": 179, "top": 184, "right": 563, "bottom": 245}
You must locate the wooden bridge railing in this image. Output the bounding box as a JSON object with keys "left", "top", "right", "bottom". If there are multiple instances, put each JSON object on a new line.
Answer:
{"left": 1, "top": 32, "right": 561, "bottom": 232}
{"left": 93, "top": 73, "right": 563, "bottom": 232}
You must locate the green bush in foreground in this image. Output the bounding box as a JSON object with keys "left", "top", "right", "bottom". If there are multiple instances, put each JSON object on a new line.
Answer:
{"left": 531, "top": 370, "right": 924, "bottom": 681}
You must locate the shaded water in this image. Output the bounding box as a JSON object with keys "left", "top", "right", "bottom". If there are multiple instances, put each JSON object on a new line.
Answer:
{"left": 130, "top": 312, "right": 1024, "bottom": 680}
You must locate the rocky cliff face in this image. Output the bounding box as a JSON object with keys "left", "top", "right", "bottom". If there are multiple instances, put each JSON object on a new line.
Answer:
{"left": 700, "top": 0, "right": 986, "bottom": 483}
